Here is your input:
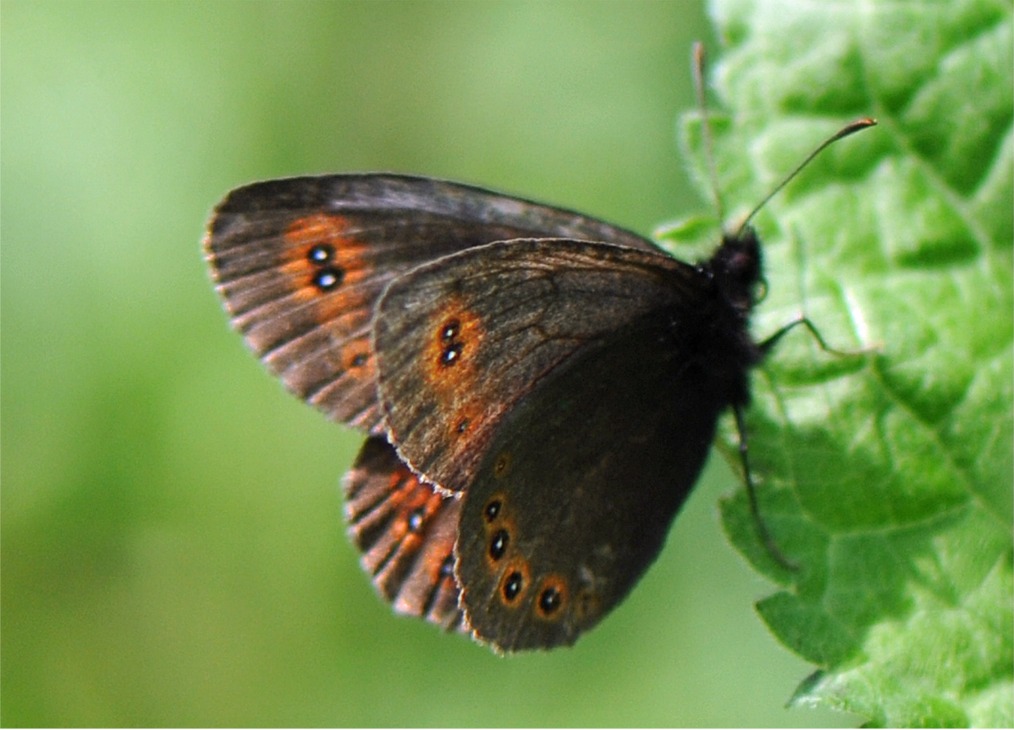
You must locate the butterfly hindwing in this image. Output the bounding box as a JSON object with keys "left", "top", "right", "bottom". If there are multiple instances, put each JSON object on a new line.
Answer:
{"left": 455, "top": 307, "right": 745, "bottom": 650}
{"left": 343, "top": 435, "right": 465, "bottom": 633}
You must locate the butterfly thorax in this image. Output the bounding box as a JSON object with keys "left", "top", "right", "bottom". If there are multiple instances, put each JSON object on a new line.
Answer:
{"left": 677, "top": 226, "right": 764, "bottom": 407}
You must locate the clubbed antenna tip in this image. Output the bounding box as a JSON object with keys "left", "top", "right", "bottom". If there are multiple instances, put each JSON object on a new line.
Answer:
{"left": 734, "top": 117, "right": 878, "bottom": 237}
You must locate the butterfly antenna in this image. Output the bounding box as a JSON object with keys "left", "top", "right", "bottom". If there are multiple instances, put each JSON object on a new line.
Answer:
{"left": 692, "top": 42, "right": 725, "bottom": 225}
{"left": 734, "top": 117, "right": 877, "bottom": 238}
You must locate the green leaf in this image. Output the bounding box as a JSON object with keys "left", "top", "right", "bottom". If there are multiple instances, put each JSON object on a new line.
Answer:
{"left": 667, "top": 0, "right": 1013, "bottom": 725}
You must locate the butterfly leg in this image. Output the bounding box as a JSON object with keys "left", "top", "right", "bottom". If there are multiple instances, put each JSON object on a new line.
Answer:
{"left": 759, "top": 315, "right": 876, "bottom": 358}
{"left": 743, "top": 316, "right": 875, "bottom": 570}
{"left": 732, "top": 404, "right": 799, "bottom": 572}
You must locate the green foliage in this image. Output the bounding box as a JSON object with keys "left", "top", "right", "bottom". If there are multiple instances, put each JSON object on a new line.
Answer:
{"left": 666, "top": 0, "right": 1013, "bottom": 725}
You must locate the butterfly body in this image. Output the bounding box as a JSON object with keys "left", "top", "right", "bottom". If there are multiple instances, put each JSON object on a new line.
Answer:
{"left": 206, "top": 174, "right": 764, "bottom": 651}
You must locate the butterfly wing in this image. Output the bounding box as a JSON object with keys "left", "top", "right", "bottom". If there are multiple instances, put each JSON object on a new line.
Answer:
{"left": 343, "top": 436, "right": 465, "bottom": 632}
{"left": 372, "top": 237, "right": 754, "bottom": 649}
{"left": 373, "top": 238, "right": 710, "bottom": 492}
{"left": 204, "top": 174, "right": 660, "bottom": 432}
{"left": 456, "top": 312, "right": 739, "bottom": 650}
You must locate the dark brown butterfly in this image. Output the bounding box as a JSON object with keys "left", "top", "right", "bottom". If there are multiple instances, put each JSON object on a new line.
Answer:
{"left": 204, "top": 78, "right": 874, "bottom": 652}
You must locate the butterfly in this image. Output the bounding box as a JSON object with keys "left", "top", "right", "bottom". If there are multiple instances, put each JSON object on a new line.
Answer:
{"left": 204, "top": 70, "right": 875, "bottom": 652}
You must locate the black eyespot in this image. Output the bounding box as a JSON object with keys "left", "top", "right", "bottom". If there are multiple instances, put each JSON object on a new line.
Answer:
{"left": 503, "top": 572, "right": 523, "bottom": 601}
{"left": 313, "top": 267, "right": 343, "bottom": 291}
{"left": 439, "top": 555, "right": 454, "bottom": 578}
{"left": 307, "top": 244, "right": 334, "bottom": 263}
{"left": 539, "top": 586, "right": 562, "bottom": 615}
{"left": 350, "top": 353, "right": 368, "bottom": 368}
{"left": 440, "top": 342, "right": 463, "bottom": 366}
{"left": 407, "top": 508, "right": 425, "bottom": 532}
{"left": 455, "top": 418, "right": 470, "bottom": 434}
{"left": 484, "top": 500, "right": 501, "bottom": 522}
{"left": 440, "top": 319, "right": 460, "bottom": 341}
{"left": 489, "top": 529, "right": 509, "bottom": 560}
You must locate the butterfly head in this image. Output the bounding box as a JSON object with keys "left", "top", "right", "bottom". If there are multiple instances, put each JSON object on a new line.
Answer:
{"left": 710, "top": 225, "right": 762, "bottom": 316}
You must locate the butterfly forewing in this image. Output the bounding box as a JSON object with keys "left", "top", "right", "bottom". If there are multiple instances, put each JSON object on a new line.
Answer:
{"left": 205, "top": 175, "right": 660, "bottom": 432}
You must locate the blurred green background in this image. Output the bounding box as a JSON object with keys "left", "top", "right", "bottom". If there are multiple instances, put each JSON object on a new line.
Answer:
{"left": 2, "top": 2, "right": 857, "bottom": 726}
